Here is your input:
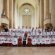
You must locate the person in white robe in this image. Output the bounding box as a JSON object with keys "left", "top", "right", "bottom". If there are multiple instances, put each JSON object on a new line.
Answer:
{"left": 31, "top": 27, "right": 36, "bottom": 37}
{"left": 32, "top": 36, "right": 37, "bottom": 45}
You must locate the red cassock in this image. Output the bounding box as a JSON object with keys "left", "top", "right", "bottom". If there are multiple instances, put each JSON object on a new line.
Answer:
{"left": 27, "top": 38, "right": 32, "bottom": 46}
{"left": 18, "top": 37, "right": 22, "bottom": 46}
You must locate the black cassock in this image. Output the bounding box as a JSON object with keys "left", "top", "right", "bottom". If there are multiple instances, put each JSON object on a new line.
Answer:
{"left": 23, "top": 33, "right": 27, "bottom": 46}
{"left": 23, "top": 37, "right": 26, "bottom": 46}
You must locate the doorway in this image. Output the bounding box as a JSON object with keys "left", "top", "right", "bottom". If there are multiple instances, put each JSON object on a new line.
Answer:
{"left": 22, "top": 15, "right": 31, "bottom": 27}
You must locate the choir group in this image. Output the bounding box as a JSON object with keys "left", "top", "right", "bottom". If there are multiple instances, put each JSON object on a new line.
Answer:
{"left": 0, "top": 27, "right": 55, "bottom": 46}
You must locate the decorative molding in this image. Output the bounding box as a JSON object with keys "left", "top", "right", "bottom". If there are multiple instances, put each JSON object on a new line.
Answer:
{"left": 1, "top": 9, "right": 8, "bottom": 19}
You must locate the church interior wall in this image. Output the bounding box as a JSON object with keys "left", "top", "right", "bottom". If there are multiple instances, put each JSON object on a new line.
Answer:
{"left": 0, "top": 0, "right": 55, "bottom": 29}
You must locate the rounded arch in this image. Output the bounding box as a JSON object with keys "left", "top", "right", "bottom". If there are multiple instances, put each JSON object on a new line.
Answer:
{"left": 19, "top": 3, "right": 35, "bottom": 16}
{"left": 18, "top": 2, "right": 36, "bottom": 9}
{"left": 18, "top": 3, "right": 35, "bottom": 28}
{"left": 19, "top": 3, "right": 35, "bottom": 9}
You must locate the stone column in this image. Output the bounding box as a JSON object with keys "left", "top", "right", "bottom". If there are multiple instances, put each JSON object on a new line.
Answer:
{"left": 7, "top": 0, "right": 9, "bottom": 28}
{"left": 51, "top": 0, "right": 55, "bottom": 28}
{"left": 13, "top": 0, "right": 15, "bottom": 28}
{"left": 9, "top": 0, "right": 14, "bottom": 28}
{"left": 0, "top": 0, "right": 3, "bottom": 31}
{"left": 39, "top": 0, "right": 44, "bottom": 28}
{"left": 44, "top": 0, "right": 52, "bottom": 29}
{"left": 7, "top": 0, "right": 9, "bottom": 19}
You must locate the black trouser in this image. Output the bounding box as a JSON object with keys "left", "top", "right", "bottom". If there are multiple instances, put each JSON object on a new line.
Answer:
{"left": 23, "top": 40, "right": 26, "bottom": 46}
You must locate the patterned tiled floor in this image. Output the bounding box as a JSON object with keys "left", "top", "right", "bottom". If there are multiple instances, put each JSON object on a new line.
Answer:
{"left": 0, "top": 47, "right": 55, "bottom": 55}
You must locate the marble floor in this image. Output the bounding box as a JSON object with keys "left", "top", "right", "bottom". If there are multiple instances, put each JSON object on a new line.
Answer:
{"left": 0, "top": 47, "right": 55, "bottom": 55}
